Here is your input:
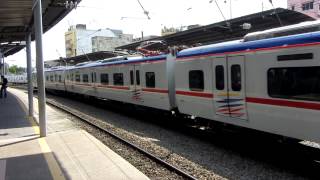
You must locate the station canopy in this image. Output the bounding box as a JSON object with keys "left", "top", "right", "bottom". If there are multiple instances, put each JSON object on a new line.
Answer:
{"left": 0, "top": 0, "right": 81, "bottom": 57}
{"left": 44, "top": 51, "right": 129, "bottom": 67}
{"left": 116, "top": 8, "right": 315, "bottom": 51}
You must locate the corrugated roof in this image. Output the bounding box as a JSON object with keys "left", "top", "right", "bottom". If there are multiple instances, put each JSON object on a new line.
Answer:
{"left": 116, "top": 8, "right": 315, "bottom": 51}
{"left": 0, "top": 0, "right": 81, "bottom": 57}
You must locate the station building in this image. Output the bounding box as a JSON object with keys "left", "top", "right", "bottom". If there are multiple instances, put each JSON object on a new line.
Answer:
{"left": 65, "top": 24, "right": 133, "bottom": 57}
{"left": 288, "top": 0, "right": 320, "bottom": 19}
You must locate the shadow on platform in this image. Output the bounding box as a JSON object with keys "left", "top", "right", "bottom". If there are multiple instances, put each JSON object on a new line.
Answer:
{"left": 0, "top": 92, "right": 31, "bottom": 130}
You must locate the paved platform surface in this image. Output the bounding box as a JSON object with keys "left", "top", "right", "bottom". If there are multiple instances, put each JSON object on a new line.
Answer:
{"left": 0, "top": 88, "right": 149, "bottom": 180}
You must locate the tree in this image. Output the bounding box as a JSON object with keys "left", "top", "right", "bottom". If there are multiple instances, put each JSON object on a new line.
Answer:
{"left": 8, "top": 65, "right": 26, "bottom": 75}
{"left": 9, "top": 65, "right": 17, "bottom": 74}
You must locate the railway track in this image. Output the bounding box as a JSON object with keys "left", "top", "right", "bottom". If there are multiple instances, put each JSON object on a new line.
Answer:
{"left": 17, "top": 86, "right": 319, "bottom": 179}
{"left": 45, "top": 98, "right": 198, "bottom": 180}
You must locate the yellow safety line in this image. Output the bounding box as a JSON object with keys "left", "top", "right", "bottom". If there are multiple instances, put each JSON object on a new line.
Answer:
{"left": 14, "top": 93, "right": 66, "bottom": 180}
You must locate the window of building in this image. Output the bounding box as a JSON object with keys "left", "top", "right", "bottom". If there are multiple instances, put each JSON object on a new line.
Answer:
{"left": 54, "top": 74, "right": 57, "bottom": 81}
{"left": 46, "top": 75, "right": 49, "bottom": 81}
{"left": 302, "top": 2, "right": 313, "bottom": 11}
{"left": 268, "top": 67, "right": 320, "bottom": 101}
{"left": 231, "top": 65, "right": 241, "bottom": 91}
{"left": 71, "top": 74, "right": 74, "bottom": 81}
{"left": 50, "top": 75, "right": 54, "bottom": 82}
{"left": 75, "top": 74, "right": 80, "bottom": 82}
{"left": 136, "top": 70, "right": 140, "bottom": 85}
{"left": 101, "top": 73, "right": 109, "bottom": 84}
{"left": 215, "top": 66, "right": 225, "bottom": 90}
{"left": 145, "top": 72, "right": 155, "bottom": 88}
{"left": 113, "top": 73, "right": 124, "bottom": 85}
{"left": 130, "top": 70, "right": 134, "bottom": 85}
{"left": 82, "top": 74, "right": 89, "bottom": 83}
{"left": 189, "top": 70, "right": 204, "bottom": 91}
{"left": 58, "top": 75, "right": 62, "bottom": 82}
{"left": 291, "top": 5, "right": 295, "bottom": 10}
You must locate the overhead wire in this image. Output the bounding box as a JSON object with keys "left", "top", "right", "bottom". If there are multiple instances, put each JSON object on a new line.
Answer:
{"left": 136, "top": 0, "right": 151, "bottom": 20}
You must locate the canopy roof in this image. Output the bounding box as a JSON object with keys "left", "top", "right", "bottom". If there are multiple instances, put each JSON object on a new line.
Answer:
{"left": 0, "top": 0, "right": 81, "bottom": 57}
{"left": 117, "top": 8, "right": 315, "bottom": 51}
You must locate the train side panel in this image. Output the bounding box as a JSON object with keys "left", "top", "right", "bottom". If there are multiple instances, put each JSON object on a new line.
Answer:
{"left": 139, "top": 61, "right": 171, "bottom": 110}
{"left": 245, "top": 45, "right": 320, "bottom": 143}
{"left": 175, "top": 44, "right": 320, "bottom": 143}
{"left": 174, "top": 57, "right": 215, "bottom": 119}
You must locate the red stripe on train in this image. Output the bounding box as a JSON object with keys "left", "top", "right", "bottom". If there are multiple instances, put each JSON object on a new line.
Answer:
{"left": 176, "top": 90, "right": 213, "bottom": 98}
{"left": 96, "top": 85, "right": 130, "bottom": 90}
{"left": 246, "top": 97, "right": 320, "bottom": 111}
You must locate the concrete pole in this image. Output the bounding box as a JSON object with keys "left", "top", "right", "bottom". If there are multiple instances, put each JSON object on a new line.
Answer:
{"left": 0, "top": 52, "right": 2, "bottom": 76}
{"left": 1, "top": 54, "right": 4, "bottom": 75}
{"left": 26, "top": 33, "right": 34, "bottom": 118}
{"left": 34, "top": 0, "right": 47, "bottom": 137}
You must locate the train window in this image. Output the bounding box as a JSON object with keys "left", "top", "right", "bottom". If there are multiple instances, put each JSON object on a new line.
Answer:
{"left": 136, "top": 70, "right": 140, "bottom": 85}
{"left": 189, "top": 70, "right": 204, "bottom": 91}
{"left": 82, "top": 74, "right": 89, "bottom": 83}
{"left": 145, "top": 72, "right": 155, "bottom": 88}
{"left": 101, "top": 74, "right": 109, "bottom": 84}
{"left": 231, "top": 65, "right": 241, "bottom": 91}
{"left": 277, "top": 53, "right": 313, "bottom": 61}
{"left": 113, "top": 73, "right": 124, "bottom": 86}
{"left": 75, "top": 74, "right": 80, "bottom": 82}
{"left": 268, "top": 67, "right": 320, "bottom": 101}
{"left": 130, "top": 70, "right": 134, "bottom": 85}
{"left": 215, "top": 66, "right": 224, "bottom": 90}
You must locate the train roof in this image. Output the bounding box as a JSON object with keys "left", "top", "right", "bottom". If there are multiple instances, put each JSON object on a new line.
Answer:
{"left": 244, "top": 20, "right": 320, "bottom": 42}
{"left": 64, "top": 54, "right": 166, "bottom": 70}
{"left": 177, "top": 31, "right": 320, "bottom": 58}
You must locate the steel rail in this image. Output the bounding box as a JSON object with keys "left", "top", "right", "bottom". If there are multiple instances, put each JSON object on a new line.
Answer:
{"left": 45, "top": 98, "right": 198, "bottom": 180}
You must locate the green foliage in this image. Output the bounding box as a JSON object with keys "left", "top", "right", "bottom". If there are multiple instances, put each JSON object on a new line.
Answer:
{"left": 8, "top": 65, "right": 26, "bottom": 75}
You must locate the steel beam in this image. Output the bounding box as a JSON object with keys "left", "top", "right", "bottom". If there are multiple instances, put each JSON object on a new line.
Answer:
{"left": 34, "top": 0, "right": 46, "bottom": 137}
{"left": 26, "top": 33, "right": 33, "bottom": 118}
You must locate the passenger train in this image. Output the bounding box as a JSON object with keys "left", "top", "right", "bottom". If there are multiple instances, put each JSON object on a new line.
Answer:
{"left": 41, "top": 21, "right": 320, "bottom": 143}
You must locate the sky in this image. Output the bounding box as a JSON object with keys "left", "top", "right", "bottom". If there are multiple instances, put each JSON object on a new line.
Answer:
{"left": 5, "top": 0, "right": 287, "bottom": 67}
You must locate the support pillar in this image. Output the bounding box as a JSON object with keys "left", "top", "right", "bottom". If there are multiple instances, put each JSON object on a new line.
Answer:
{"left": 34, "top": 0, "right": 46, "bottom": 137}
{"left": 0, "top": 52, "right": 2, "bottom": 76}
{"left": 26, "top": 33, "right": 34, "bottom": 118}
{"left": 1, "top": 53, "right": 4, "bottom": 75}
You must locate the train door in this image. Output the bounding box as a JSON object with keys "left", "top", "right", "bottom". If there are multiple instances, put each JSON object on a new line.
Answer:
{"left": 213, "top": 55, "right": 247, "bottom": 120}
{"left": 129, "top": 65, "right": 142, "bottom": 101}
{"left": 91, "top": 71, "right": 97, "bottom": 92}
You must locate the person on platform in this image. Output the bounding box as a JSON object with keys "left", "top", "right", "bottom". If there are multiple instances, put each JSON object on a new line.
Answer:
{"left": 0, "top": 75, "right": 8, "bottom": 98}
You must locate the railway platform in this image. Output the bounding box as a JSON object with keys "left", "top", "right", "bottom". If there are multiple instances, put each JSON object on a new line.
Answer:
{"left": 0, "top": 88, "right": 149, "bottom": 180}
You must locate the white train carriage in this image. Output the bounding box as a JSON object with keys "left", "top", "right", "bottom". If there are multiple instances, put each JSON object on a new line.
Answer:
{"left": 64, "top": 55, "right": 173, "bottom": 111}
{"left": 65, "top": 62, "right": 97, "bottom": 95}
{"left": 45, "top": 67, "right": 66, "bottom": 92}
{"left": 7, "top": 74, "right": 27, "bottom": 84}
{"left": 175, "top": 27, "right": 320, "bottom": 143}
{"left": 43, "top": 21, "right": 320, "bottom": 144}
